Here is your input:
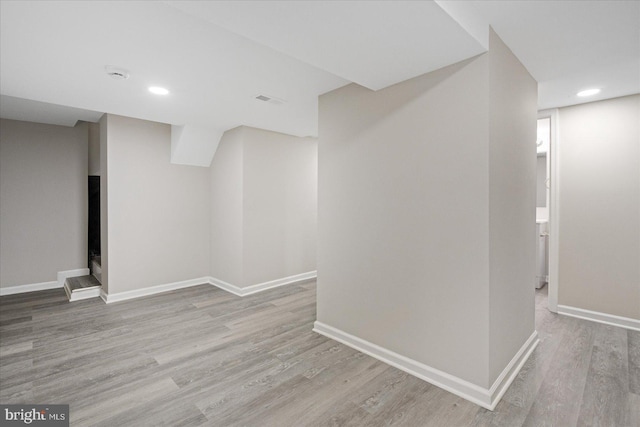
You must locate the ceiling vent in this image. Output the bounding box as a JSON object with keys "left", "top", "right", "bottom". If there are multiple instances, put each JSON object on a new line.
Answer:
{"left": 105, "top": 65, "right": 130, "bottom": 80}
{"left": 255, "top": 94, "right": 286, "bottom": 106}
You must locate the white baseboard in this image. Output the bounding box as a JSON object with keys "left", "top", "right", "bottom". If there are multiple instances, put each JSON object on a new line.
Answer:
{"left": 97, "top": 271, "right": 317, "bottom": 304}
{"left": 558, "top": 304, "right": 640, "bottom": 332}
{"left": 0, "top": 280, "right": 60, "bottom": 296}
{"left": 66, "top": 286, "right": 102, "bottom": 302}
{"left": 208, "top": 276, "right": 243, "bottom": 296}
{"left": 0, "top": 268, "right": 90, "bottom": 296}
{"left": 101, "top": 277, "right": 210, "bottom": 304}
{"left": 313, "top": 321, "right": 538, "bottom": 411}
{"left": 57, "top": 268, "right": 90, "bottom": 286}
{"left": 209, "top": 271, "right": 317, "bottom": 297}
{"left": 487, "top": 331, "right": 539, "bottom": 409}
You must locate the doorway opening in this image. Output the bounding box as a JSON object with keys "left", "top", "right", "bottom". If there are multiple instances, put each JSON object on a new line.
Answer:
{"left": 536, "top": 111, "right": 559, "bottom": 314}
{"left": 88, "top": 175, "right": 101, "bottom": 282}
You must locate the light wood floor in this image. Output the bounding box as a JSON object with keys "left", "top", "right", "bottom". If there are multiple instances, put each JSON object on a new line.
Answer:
{"left": 1, "top": 282, "right": 638, "bottom": 426}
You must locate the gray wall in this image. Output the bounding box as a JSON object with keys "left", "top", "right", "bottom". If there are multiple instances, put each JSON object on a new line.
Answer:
{"left": 317, "top": 29, "right": 536, "bottom": 389}
{"left": 210, "top": 126, "right": 244, "bottom": 285}
{"left": 558, "top": 94, "right": 640, "bottom": 320}
{"left": 88, "top": 121, "right": 100, "bottom": 176}
{"left": 210, "top": 126, "right": 318, "bottom": 288}
{"left": 103, "top": 114, "right": 210, "bottom": 294}
{"left": 318, "top": 56, "right": 492, "bottom": 387}
{"left": 242, "top": 126, "right": 317, "bottom": 286}
{"left": 0, "top": 119, "right": 88, "bottom": 288}
{"left": 487, "top": 29, "right": 538, "bottom": 384}
{"left": 536, "top": 155, "right": 547, "bottom": 207}
{"left": 99, "top": 114, "right": 109, "bottom": 292}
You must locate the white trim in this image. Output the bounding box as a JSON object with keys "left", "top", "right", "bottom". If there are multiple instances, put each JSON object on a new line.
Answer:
{"left": 100, "top": 288, "right": 108, "bottom": 303}
{"left": 67, "top": 286, "right": 102, "bottom": 302}
{"left": 209, "top": 271, "right": 317, "bottom": 297}
{"left": 64, "top": 278, "right": 102, "bottom": 302}
{"left": 313, "top": 321, "right": 538, "bottom": 410}
{"left": 0, "top": 280, "right": 60, "bottom": 296}
{"left": 558, "top": 305, "right": 640, "bottom": 332}
{"left": 101, "top": 277, "right": 210, "bottom": 304}
{"left": 98, "top": 271, "right": 317, "bottom": 304}
{"left": 548, "top": 108, "right": 560, "bottom": 313}
{"left": 0, "top": 267, "right": 90, "bottom": 296}
{"left": 208, "top": 276, "right": 243, "bottom": 296}
{"left": 57, "top": 268, "right": 90, "bottom": 287}
{"left": 487, "top": 331, "right": 539, "bottom": 409}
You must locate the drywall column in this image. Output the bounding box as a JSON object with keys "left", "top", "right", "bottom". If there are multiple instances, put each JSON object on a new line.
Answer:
{"left": 487, "top": 30, "right": 538, "bottom": 384}
{"left": 317, "top": 55, "right": 492, "bottom": 389}
{"left": 317, "top": 29, "right": 536, "bottom": 406}
{"left": 102, "top": 114, "right": 210, "bottom": 295}
{"left": 210, "top": 126, "right": 244, "bottom": 285}
{"left": 0, "top": 119, "right": 88, "bottom": 289}
{"left": 99, "top": 114, "right": 109, "bottom": 292}
{"left": 558, "top": 94, "right": 640, "bottom": 321}
{"left": 210, "top": 126, "right": 318, "bottom": 289}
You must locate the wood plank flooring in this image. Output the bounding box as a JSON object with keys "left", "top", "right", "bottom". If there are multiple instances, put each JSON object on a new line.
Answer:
{"left": 1, "top": 282, "right": 637, "bottom": 426}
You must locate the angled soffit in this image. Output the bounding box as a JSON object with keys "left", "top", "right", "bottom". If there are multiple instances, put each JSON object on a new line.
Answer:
{"left": 164, "top": 0, "right": 487, "bottom": 91}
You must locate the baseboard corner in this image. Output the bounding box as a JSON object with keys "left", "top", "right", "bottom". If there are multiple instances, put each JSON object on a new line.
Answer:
{"left": 99, "top": 288, "right": 109, "bottom": 303}
{"left": 209, "top": 270, "right": 317, "bottom": 297}
{"left": 208, "top": 276, "right": 244, "bottom": 296}
{"left": 487, "top": 330, "right": 539, "bottom": 410}
{"left": 312, "top": 320, "right": 497, "bottom": 410}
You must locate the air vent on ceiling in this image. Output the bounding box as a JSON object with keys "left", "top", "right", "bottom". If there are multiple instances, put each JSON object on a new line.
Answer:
{"left": 105, "top": 65, "right": 130, "bottom": 80}
{"left": 255, "top": 94, "right": 286, "bottom": 106}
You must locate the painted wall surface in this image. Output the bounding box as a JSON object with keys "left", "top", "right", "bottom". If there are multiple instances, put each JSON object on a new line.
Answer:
{"left": 558, "top": 94, "right": 640, "bottom": 320}
{"left": 0, "top": 119, "right": 88, "bottom": 288}
{"left": 487, "top": 29, "right": 538, "bottom": 384}
{"left": 210, "top": 126, "right": 244, "bottom": 285}
{"left": 241, "top": 126, "right": 317, "bottom": 286}
{"left": 536, "top": 156, "right": 547, "bottom": 207}
{"left": 88, "top": 121, "right": 100, "bottom": 176}
{"left": 104, "top": 115, "right": 210, "bottom": 294}
{"left": 99, "top": 114, "right": 109, "bottom": 292}
{"left": 209, "top": 126, "right": 318, "bottom": 288}
{"left": 318, "top": 30, "right": 537, "bottom": 390}
{"left": 318, "top": 56, "right": 492, "bottom": 387}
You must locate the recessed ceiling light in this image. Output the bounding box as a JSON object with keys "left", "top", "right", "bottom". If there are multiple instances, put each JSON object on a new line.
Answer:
{"left": 149, "top": 86, "right": 169, "bottom": 95}
{"left": 577, "top": 88, "right": 600, "bottom": 97}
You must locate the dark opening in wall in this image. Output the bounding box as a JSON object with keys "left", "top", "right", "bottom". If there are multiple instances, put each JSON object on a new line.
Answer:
{"left": 88, "top": 175, "right": 100, "bottom": 267}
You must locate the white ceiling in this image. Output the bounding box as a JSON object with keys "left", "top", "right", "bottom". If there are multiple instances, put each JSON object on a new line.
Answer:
{"left": 0, "top": 95, "right": 102, "bottom": 127}
{"left": 1, "top": 1, "right": 638, "bottom": 164}
{"left": 0, "top": 0, "right": 348, "bottom": 138}
{"left": 448, "top": 0, "right": 640, "bottom": 110}
{"left": 164, "top": 1, "right": 485, "bottom": 91}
